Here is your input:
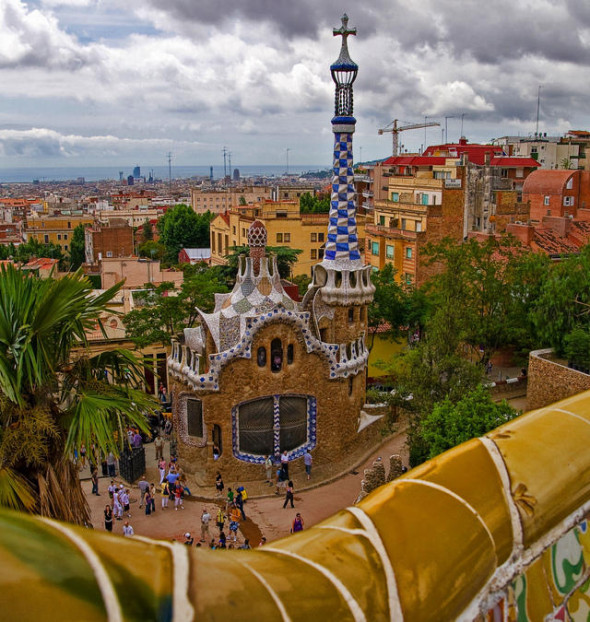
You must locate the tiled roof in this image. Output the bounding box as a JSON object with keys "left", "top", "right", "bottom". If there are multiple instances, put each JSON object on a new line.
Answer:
{"left": 532, "top": 229, "right": 579, "bottom": 256}
{"left": 522, "top": 170, "right": 575, "bottom": 195}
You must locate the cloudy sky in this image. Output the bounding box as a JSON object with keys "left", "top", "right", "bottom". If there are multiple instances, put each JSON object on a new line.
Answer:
{"left": 1, "top": 0, "right": 590, "bottom": 170}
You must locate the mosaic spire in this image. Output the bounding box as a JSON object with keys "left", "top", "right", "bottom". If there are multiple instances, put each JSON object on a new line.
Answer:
{"left": 324, "top": 14, "right": 361, "bottom": 267}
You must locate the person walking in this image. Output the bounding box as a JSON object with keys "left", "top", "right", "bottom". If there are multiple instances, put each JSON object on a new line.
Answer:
{"left": 154, "top": 434, "right": 164, "bottom": 461}
{"left": 123, "top": 521, "right": 134, "bottom": 537}
{"left": 79, "top": 443, "right": 87, "bottom": 470}
{"left": 283, "top": 480, "right": 295, "bottom": 509}
{"left": 229, "top": 504, "right": 241, "bottom": 543}
{"left": 280, "top": 451, "right": 289, "bottom": 479}
{"left": 138, "top": 476, "right": 149, "bottom": 508}
{"left": 121, "top": 488, "right": 131, "bottom": 518}
{"left": 200, "top": 507, "right": 211, "bottom": 543}
{"left": 235, "top": 489, "right": 246, "bottom": 521}
{"left": 216, "top": 507, "right": 225, "bottom": 533}
{"left": 158, "top": 458, "right": 166, "bottom": 485}
{"left": 291, "top": 513, "right": 304, "bottom": 534}
{"left": 91, "top": 467, "right": 100, "bottom": 496}
{"left": 173, "top": 483, "right": 184, "bottom": 511}
{"left": 144, "top": 489, "right": 153, "bottom": 516}
{"left": 215, "top": 472, "right": 224, "bottom": 497}
{"left": 303, "top": 449, "right": 312, "bottom": 480}
{"left": 106, "top": 452, "right": 117, "bottom": 478}
{"left": 161, "top": 480, "right": 170, "bottom": 510}
{"left": 264, "top": 455, "right": 273, "bottom": 485}
{"left": 104, "top": 505, "right": 113, "bottom": 532}
{"left": 149, "top": 483, "right": 157, "bottom": 514}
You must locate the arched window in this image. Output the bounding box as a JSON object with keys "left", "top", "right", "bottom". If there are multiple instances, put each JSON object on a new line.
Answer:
{"left": 257, "top": 346, "right": 267, "bottom": 367}
{"left": 349, "top": 376, "right": 354, "bottom": 396}
{"left": 348, "top": 307, "right": 355, "bottom": 323}
{"left": 287, "top": 344, "right": 294, "bottom": 365}
{"left": 271, "top": 338, "right": 283, "bottom": 372}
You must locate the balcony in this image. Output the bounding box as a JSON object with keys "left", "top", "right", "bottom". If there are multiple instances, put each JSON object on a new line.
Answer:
{"left": 366, "top": 223, "right": 419, "bottom": 240}
{"left": 374, "top": 199, "right": 429, "bottom": 214}
{"left": 362, "top": 190, "right": 374, "bottom": 199}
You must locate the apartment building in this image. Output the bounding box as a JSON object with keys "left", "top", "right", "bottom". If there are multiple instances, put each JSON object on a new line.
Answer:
{"left": 209, "top": 200, "right": 364, "bottom": 278}
{"left": 25, "top": 214, "right": 94, "bottom": 252}
{"left": 364, "top": 140, "right": 538, "bottom": 286}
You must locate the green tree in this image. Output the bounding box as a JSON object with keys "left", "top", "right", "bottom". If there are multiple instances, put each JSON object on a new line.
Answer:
{"left": 13, "top": 239, "right": 64, "bottom": 266}
{"left": 157, "top": 205, "right": 213, "bottom": 264}
{"left": 142, "top": 220, "right": 154, "bottom": 242}
{"left": 69, "top": 224, "right": 86, "bottom": 270}
{"left": 137, "top": 240, "right": 166, "bottom": 261}
{"left": 368, "top": 264, "right": 429, "bottom": 350}
{"left": 0, "top": 266, "right": 154, "bottom": 524}
{"left": 299, "top": 192, "right": 330, "bottom": 214}
{"left": 124, "top": 269, "right": 228, "bottom": 347}
{"left": 421, "top": 386, "right": 517, "bottom": 459}
{"left": 529, "top": 246, "right": 590, "bottom": 356}
{"left": 292, "top": 273, "right": 312, "bottom": 297}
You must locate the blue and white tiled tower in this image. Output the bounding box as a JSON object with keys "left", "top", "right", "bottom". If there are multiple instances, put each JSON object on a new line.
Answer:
{"left": 307, "top": 14, "right": 374, "bottom": 308}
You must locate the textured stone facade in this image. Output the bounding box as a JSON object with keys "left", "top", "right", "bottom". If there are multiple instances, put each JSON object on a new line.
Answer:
{"left": 170, "top": 317, "right": 379, "bottom": 486}
{"left": 527, "top": 348, "right": 590, "bottom": 410}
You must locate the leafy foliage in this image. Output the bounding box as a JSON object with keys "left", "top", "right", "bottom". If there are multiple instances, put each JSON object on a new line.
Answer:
{"left": 124, "top": 267, "right": 228, "bottom": 347}
{"left": 420, "top": 386, "right": 517, "bottom": 459}
{"left": 157, "top": 205, "right": 214, "bottom": 264}
{"left": 68, "top": 224, "right": 86, "bottom": 270}
{"left": 0, "top": 266, "right": 155, "bottom": 523}
{"left": 299, "top": 192, "right": 330, "bottom": 214}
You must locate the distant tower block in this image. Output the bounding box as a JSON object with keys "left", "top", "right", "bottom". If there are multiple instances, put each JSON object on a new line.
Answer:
{"left": 133, "top": 166, "right": 141, "bottom": 178}
{"left": 119, "top": 171, "right": 124, "bottom": 182}
{"left": 210, "top": 166, "right": 214, "bottom": 183}
{"left": 233, "top": 168, "right": 240, "bottom": 181}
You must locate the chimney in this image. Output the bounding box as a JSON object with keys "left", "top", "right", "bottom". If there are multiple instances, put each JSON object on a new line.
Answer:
{"left": 484, "top": 152, "right": 491, "bottom": 166}
{"left": 507, "top": 222, "right": 534, "bottom": 245}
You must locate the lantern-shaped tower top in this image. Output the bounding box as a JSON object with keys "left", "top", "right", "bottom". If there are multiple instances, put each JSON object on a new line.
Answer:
{"left": 330, "top": 14, "right": 358, "bottom": 120}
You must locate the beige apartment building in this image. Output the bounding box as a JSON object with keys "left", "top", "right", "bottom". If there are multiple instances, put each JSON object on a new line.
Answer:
{"left": 209, "top": 200, "right": 366, "bottom": 278}
{"left": 25, "top": 214, "right": 95, "bottom": 252}
{"left": 191, "top": 186, "right": 272, "bottom": 214}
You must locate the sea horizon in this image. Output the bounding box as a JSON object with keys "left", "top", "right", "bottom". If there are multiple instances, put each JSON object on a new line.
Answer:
{"left": 0, "top": 164, "right": 330, "bottom": 184}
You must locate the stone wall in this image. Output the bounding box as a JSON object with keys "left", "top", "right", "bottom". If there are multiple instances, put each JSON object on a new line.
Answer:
{"left": 527, "top": 348, "right": 590, "bottom": 410}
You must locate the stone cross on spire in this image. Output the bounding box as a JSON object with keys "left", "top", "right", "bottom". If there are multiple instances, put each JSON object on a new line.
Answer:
{"left": 333, "top": 14, "right": 356, "bottom": 65}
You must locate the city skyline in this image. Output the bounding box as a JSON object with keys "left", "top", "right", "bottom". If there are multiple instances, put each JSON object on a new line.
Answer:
{"left": 1, "top": 1, "right": 590, "bottom": 169}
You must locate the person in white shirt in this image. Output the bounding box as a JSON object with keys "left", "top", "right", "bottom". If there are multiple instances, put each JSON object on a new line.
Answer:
{"left": 123, "top": 521, "right": 134, "bottom": 537}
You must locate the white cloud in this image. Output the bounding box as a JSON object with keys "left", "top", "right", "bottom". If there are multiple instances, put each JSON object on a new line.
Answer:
{"left": 1, "top": 1, "right": 590, "bottom": 166}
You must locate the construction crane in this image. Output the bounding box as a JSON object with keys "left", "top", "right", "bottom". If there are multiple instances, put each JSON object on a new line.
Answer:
{"left": 378, "top": 119, "right": 440, "bottom": 157}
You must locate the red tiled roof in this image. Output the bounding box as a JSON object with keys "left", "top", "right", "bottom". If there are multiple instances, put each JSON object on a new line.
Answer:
{"left": 522, "top": 170, "right": 576, "bottom": 195}
{"left": 489, "top": 156, "right": 540, "bottom": 168}
{"left": 382, "top": 156, "right": 447, "bottom": 166}
{"left": 532, "top": 228, "right": 579, "bottom": 255}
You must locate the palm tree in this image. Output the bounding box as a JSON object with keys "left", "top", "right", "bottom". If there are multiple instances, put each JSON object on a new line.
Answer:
{"left": 0, "top": 265, "right": 155, "bottom": 524}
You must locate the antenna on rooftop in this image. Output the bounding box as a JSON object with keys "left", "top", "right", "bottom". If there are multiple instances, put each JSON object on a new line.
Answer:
{"left": 535, "top": 85, "right": 542, "bottom": 138}
{"left": 222, "top": 146, "right": 228, "bottom": 178}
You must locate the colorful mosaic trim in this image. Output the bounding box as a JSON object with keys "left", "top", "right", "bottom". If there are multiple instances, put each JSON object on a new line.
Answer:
{"left": 168, "top": 307, "right": 369, "bottom": 392}
{"left": 484, "top": 516, "right": 590, "bottom": 620}
{"left": 324, "top": 131, "right": 361, "bottom": 263}
{"left": 231, "top": 394, "right": 317, "bottom": 464}
{"left": 175, "top": 392, "right": 207, "bottom": 448}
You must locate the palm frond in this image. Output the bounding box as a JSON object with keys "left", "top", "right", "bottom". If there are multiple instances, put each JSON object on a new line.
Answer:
{"left": 0, "top": 466, "right": 36, "bottom": 511}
